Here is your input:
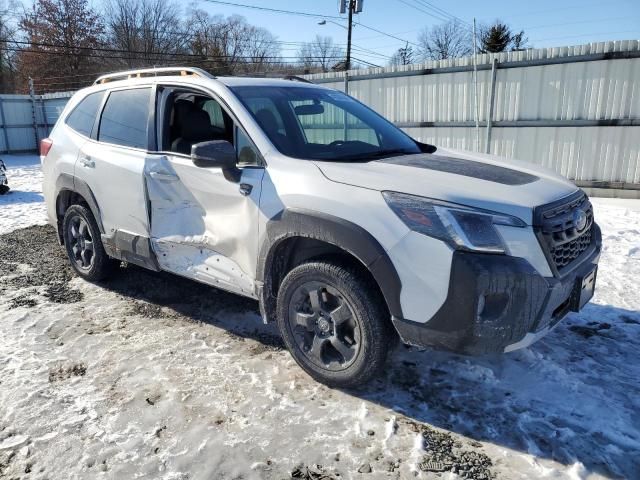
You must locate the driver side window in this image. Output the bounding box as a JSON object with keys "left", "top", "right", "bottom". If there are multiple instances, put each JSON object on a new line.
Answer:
{"left": 162, "top": 89, "right": 261, "bottom": 166}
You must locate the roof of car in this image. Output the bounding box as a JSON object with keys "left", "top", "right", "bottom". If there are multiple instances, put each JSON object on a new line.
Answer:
{"left": 91, "top": 67, "right": 323, "bottom": 90}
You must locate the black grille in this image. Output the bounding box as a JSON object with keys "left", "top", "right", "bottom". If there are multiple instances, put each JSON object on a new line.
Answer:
{"left": 550, "top": 225, "right": 593, "bottom": 269}
{"left": 535, "top": 192, "right": 594, "bottom": 274}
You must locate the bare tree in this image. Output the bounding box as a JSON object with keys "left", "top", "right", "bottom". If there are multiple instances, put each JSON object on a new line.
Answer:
{"left": 105, "top": 0, "right": 191, "bottom": 68}
{"left": 0, "top": 0, "right": 18, "bottom": 92}
{"left": 242, "top": 23, "right": 280, "bottom": 73}
{"left": 188, "top": 10, "right": 280, "bottom": 74}
{"left": 297, "top": 35, "right": 343, "bottom": 73}
{"left": 417, "top": 20, "right": 471, "bottom": 61}
{"left": 510, "top": 31, "right": 529, "bottom": 51}
{"left": 389, "top": 43, "right": 415, "bottom": 66}
{"left": 18, "top": 0, "right": 105, "bottom": 92}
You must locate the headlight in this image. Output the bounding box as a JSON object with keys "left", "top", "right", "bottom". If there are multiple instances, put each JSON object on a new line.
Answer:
{"left": 382, "top": 191, "right": 526, "bottom": 254}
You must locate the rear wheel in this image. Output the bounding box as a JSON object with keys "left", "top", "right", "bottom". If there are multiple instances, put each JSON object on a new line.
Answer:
{"left": 62, "top": 205, "right": 113, "bottom": 281}
{"left": 276, "top": 260, "right": 392, "bottom": 388}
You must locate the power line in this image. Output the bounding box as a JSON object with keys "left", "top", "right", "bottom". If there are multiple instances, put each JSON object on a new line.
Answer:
{"left": 198, "top": 0, "right": 418, "bottom": 47}
{"left": 1, "top": 39, "right": 363, "bottom": 62}
{"left": 355, "top": 28, "right": 422, "bottom": 42}
{"left": 199, "top": 0, "right": 344, "bottom": 20}
{"left": 32, "top": 54, "right": 386, "bottom": 91}
{"left": 7, "top": 48, "right": 351, "bottom": 70}
{"left": 352, "top": 21, "right": 420, "bottom": 48}
{"left": 396, "top": 0, "right": 472, "bottom": 31}
{"left": 414, "top": 0, "right": 469, "bottom": 25}
{"left": 352, "top": 56, "right": 382, "bottom": 68}
{"left": 396, "top": 0, "right": 453, "bottom": 23}
{"left": 6, "top": 1, "right": 397, "bottom": 62}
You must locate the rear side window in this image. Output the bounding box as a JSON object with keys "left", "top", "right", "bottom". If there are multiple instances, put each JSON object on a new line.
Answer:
{"left": 65, "top": 91, "right": 104, "bottom": 137}
{"left": 98, "top": 88, "right": 151, "bottom": 149}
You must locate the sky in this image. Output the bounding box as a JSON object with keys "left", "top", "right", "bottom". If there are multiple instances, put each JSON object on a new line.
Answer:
{"left": 191, "top": 0, "right": 640, "bottom": 66}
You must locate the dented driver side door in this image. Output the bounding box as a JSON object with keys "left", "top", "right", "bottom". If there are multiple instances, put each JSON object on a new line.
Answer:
{"left": 144, "top": 87, "right": 265, "bottom": 298}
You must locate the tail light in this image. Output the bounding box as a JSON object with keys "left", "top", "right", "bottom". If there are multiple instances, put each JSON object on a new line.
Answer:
{"left": 40, "top": 138, "right": 53, "bottom": 157}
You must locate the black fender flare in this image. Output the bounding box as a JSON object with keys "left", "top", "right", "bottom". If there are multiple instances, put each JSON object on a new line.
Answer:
{"left": 55, "top": 173, "right": 105, "bottom": 237}
{"left": 257, "top": 208, "right": 403, "bottom": 321}
{"left": 54, "top": 173, "right": 159, "bottom": 271}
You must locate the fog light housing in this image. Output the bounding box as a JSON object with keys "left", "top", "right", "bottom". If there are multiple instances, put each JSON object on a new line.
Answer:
{"left": 476, "top": 293, "right": 510, "bottom": 323}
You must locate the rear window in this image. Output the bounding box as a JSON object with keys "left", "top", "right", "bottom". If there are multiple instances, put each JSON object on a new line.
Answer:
{"left": 65, "top": 91, "right": 104, "bottom": 137}
{"left": 98, "top": 88, "right": 152, "bottom": 149}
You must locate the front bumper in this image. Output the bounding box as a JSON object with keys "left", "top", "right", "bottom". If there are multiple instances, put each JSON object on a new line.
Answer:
{"left": 392, "top": 223, "right": 601, "bottom": 354}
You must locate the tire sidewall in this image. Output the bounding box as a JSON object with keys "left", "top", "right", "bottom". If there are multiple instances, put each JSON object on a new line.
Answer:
{"left": 62, "top": 205, "right": 110, "bottom": 281}
{"left": 276, "top": 262, "right": 387, "bottom": 388}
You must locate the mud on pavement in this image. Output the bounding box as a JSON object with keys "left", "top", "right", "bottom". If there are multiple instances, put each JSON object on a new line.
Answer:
{"left": 0, "top": 225, "right": 82, "bottom": 305}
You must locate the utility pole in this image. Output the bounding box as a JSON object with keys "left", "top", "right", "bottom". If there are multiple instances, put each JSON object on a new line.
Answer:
{"left": 339, "top": 0, "right": 363, "bottom": 71}
{"left": 346, "top": 0, "right": 354, "bottom": 71}
{"left": 28, "top": 77, "right": 40, "bottom": 148}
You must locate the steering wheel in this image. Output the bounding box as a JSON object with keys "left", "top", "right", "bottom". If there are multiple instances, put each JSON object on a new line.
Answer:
{"left": 328, "top": 140, "right": 347, "bottom": 147}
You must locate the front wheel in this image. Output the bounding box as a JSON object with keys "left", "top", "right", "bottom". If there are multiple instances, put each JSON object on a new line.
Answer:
{"left": 62, "top": 204, "right": 113, "bottom": 281}
{"left": 276, "top": 260, "right": 392, "bottom": 388}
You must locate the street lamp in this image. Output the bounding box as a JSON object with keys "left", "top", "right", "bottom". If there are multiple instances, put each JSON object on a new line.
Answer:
{"left": 317, "top": 0, "right": 364, "bottom": 71}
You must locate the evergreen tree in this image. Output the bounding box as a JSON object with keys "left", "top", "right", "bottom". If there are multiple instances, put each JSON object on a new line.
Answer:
{"left": 481, "top": 22, "right": 511, "bottom": 52}
{"left": 479, "top": 21, "right": 529, "bottom": 53}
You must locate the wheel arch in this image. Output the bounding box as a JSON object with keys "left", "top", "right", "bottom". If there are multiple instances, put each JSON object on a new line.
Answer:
{"left": 257, "top": 208, "right": 403, "bottom": 323}
{"left": 55, "top": 173, "right": 104, "bottom": 244}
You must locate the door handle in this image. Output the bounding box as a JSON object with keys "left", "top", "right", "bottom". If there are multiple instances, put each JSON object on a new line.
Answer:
{"left": 79, "top": 155, "right": 95, "bottom": 168}
{"left": 239, "top": 183, "right": 253, "bottom": 196}
{"left": 149, "top": 171, "right": 179, "bottom": 182}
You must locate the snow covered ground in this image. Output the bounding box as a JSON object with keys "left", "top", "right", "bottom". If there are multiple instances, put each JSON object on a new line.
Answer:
{"left": 0, "top": 155, "right": 639, "bottom": 479}
{"left": 0, "top": 155, "right": 47, "bottom": 235}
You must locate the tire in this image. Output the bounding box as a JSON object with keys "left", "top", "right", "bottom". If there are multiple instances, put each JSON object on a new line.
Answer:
{"left": 62, "top": 204, "right": 113, "bottom": 281}
{"left": 276, "top": 260, "right": 392, "bottom": 388}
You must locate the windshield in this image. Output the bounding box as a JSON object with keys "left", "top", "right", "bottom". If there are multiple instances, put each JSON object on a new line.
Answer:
{"left": 230, "top": 85, "right": 421, "bottom": 161}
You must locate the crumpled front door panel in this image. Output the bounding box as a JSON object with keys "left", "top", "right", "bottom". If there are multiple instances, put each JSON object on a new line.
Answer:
{"left": 144, "top": 154, "right": 264, "bottom": 297}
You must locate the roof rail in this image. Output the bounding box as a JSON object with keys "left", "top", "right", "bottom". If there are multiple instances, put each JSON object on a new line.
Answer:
{"left": 94, "top": 67, "right": 215, "bottom": 85}
{"left": 282, "top": 75, "right": 313, "bottom": 84}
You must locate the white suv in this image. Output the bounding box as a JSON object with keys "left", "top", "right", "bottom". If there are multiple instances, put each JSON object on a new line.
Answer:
{"left": 41, "top": 67, "right": 601, "bottom": 387}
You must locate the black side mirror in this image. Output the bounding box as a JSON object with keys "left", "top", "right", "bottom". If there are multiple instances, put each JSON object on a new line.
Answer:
{"left": 414, "top": 139, "right": 437, "bottom": 154}
{"left": 191, "top": 140, "right": 237, "bottom": 169}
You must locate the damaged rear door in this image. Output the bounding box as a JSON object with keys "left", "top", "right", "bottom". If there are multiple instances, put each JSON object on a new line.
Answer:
{"left": 144, "top": 85, "right": 265, "bottom": 297}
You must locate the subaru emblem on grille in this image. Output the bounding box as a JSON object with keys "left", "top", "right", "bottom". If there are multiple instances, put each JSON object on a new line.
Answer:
{"left": 574, "top": 208, "right": 588, "bottom": 232}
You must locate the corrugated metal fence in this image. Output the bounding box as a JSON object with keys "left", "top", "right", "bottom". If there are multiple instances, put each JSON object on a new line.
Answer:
{"left": 1, "top": 41, "right": 638, "bottom": 192}
{"left": 0, "top": 92, "right": 73, "bottom": 153}
{"left": 305, "top": 41, "right": 640, "bottom": 191}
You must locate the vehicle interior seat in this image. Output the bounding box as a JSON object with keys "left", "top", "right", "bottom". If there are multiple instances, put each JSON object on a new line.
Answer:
{"left": 255, "top": 108, "right": 292, "bottom": 154}
{"left": 171, "top": 100, "right": 216, "bottom": 155}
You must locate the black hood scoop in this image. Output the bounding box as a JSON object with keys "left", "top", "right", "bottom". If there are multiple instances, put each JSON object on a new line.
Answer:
{"left": 378, "top": 154, "right": 539, "bottom": 186}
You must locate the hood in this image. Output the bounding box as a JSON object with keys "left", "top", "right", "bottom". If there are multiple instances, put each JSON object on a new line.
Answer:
{"left": 313, "top": 147, "right": 578, "bottom": 225}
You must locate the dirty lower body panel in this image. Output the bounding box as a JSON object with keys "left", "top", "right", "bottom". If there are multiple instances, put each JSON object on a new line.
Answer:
{"left": 392, "top": 229, "right": 601, "bottom": 355}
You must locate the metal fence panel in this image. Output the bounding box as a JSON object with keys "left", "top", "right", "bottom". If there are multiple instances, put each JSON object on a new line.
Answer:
{"left": 0, "top": 92, "right": 73, "bottom": 154}
{"left": 1, "top": 42, "right": 639, "bottom": 189}
{"left": 305, "top": 41, "right": 640, "bottom": 187}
